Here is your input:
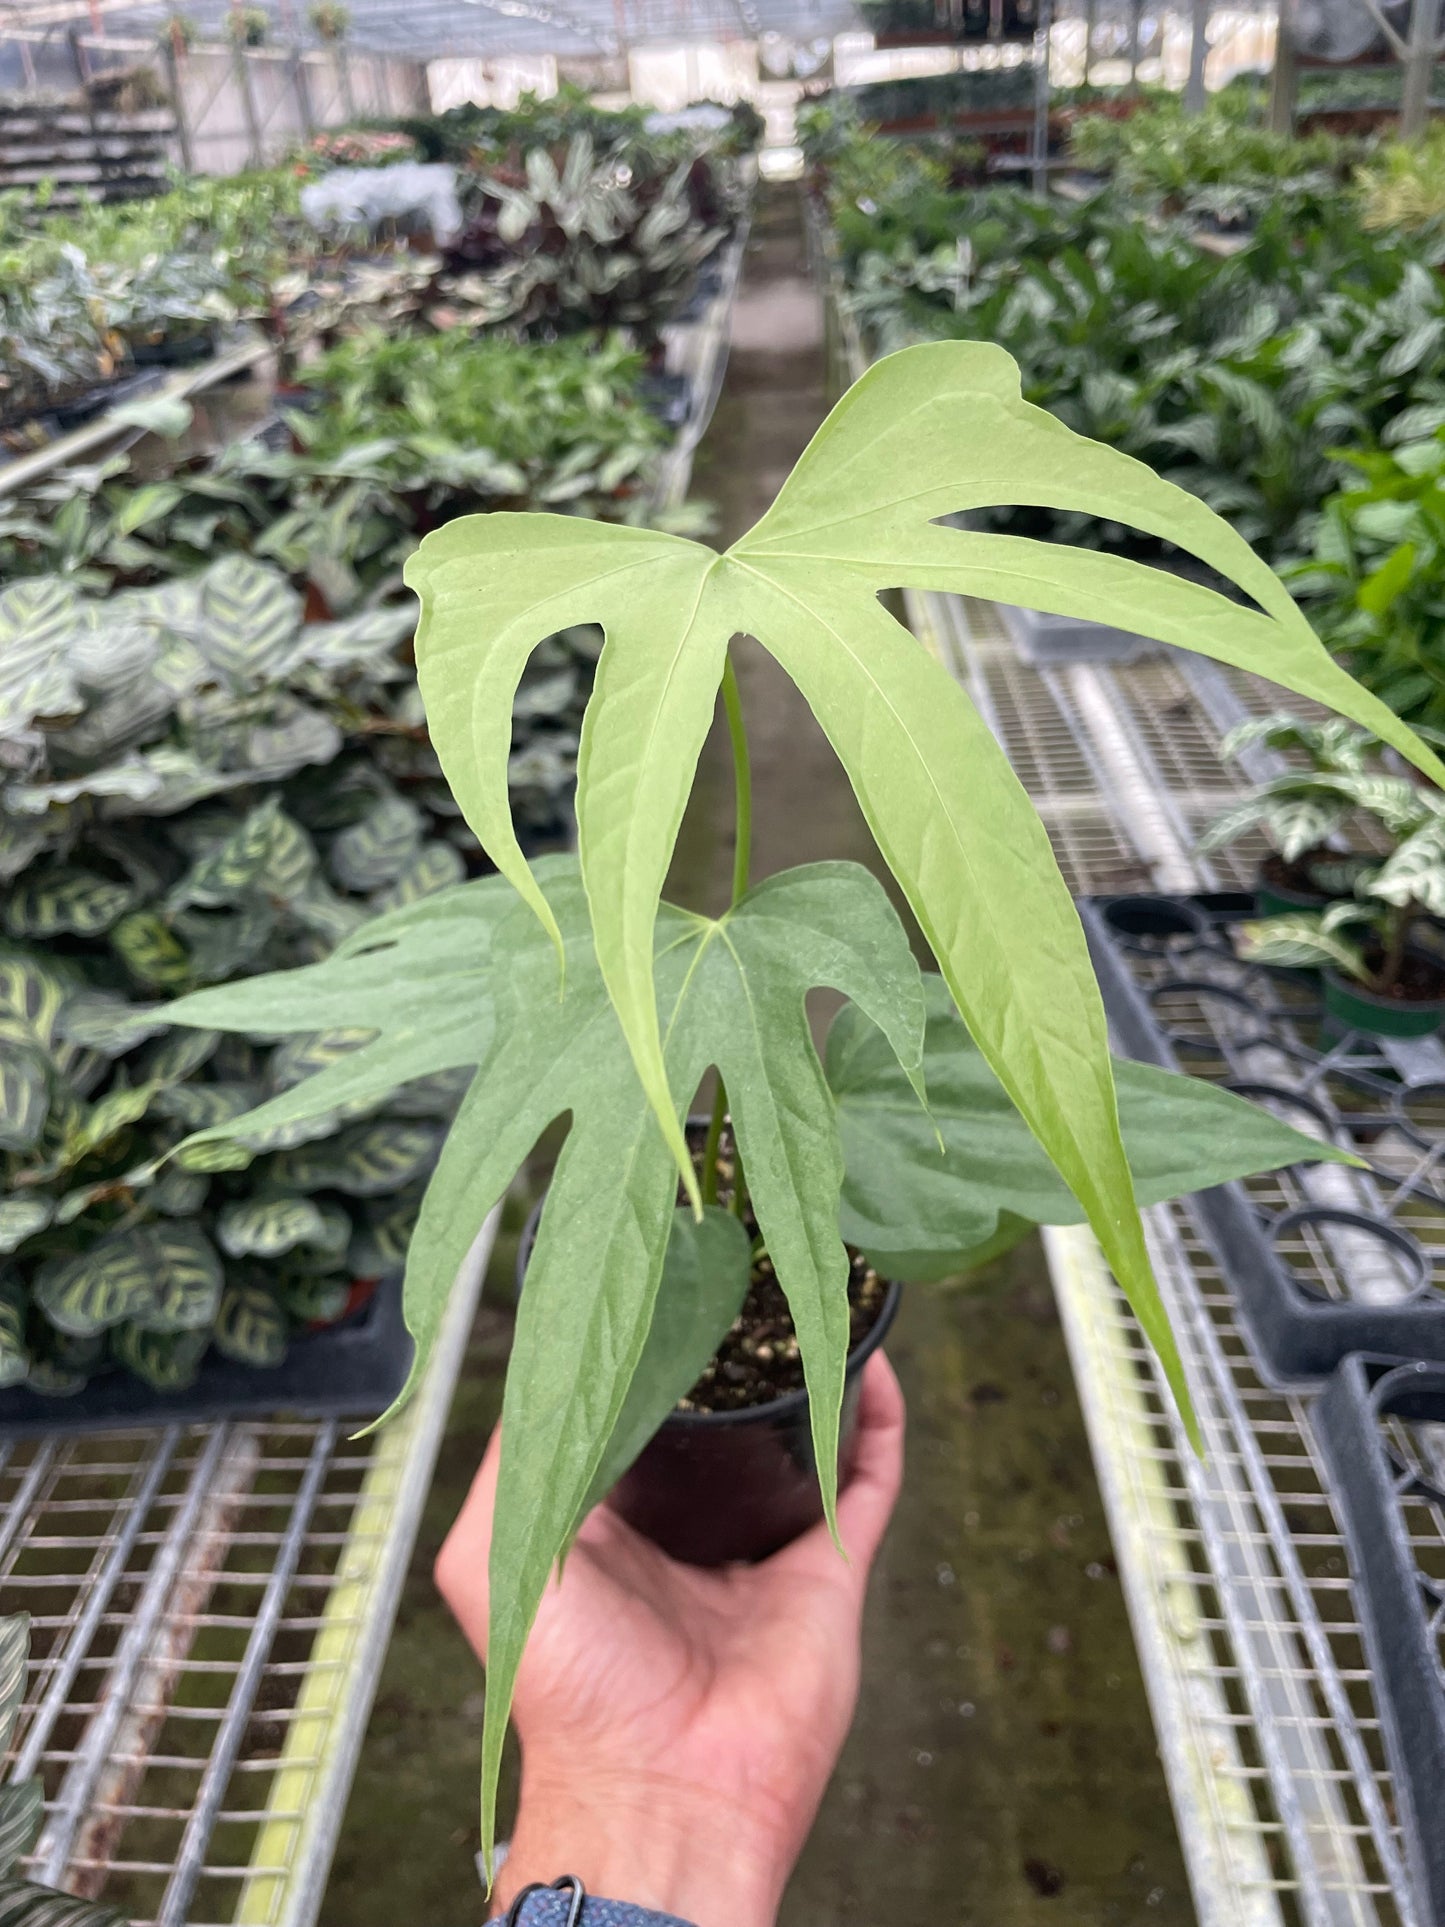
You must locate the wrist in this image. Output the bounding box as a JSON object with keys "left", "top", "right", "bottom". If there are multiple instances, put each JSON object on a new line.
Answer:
{"left": 493, "top": 1757, "right": 789, "bottom": 1927}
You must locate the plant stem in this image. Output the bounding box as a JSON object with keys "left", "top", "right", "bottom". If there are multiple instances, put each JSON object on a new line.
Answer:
{"left": 721, "top": 652, "right": 751, "bottom": 910}
{"left": 704, "top": 652, "right": 753, "bottom": 1217}
{"left": 1377, "top": 902, "right": 1412, "bottom": 994}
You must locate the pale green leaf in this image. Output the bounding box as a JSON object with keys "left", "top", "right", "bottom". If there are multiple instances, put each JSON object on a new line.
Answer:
{"left": 405, "top": 341, "right": 1445, "bottom": 1446}
{"left": 830, "top": 977, "right": 1359, "bottom": 1281}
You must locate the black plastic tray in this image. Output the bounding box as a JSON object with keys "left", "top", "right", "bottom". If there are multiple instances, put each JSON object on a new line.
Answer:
{"left": 0, "top": 1279, "right": 411, "bottom": 1438}
{"left": 1314, "top": 1354, "right": 1445, "bottom": 1924}
{"left": 1080, "top": 892, "right": 1445, "bottom": 1382}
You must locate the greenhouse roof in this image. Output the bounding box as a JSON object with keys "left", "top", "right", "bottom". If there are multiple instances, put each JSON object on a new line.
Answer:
{"left": 2, "top": 0, "right": 862, "bottom": 58}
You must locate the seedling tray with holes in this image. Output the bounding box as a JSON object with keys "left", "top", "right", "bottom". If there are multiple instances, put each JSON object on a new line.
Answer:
{"left": 1315, "top": 1354, "right": 1445, "bottom": 1924}
{"left": 1079, "top": 891, "right": 1445, "bottom": 1382}
{"left": 0, "top": 1278, "right": 410, "bottom": 1438}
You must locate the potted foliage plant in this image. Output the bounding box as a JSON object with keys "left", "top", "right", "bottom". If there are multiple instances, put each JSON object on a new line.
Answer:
{"left": 1200, "top": 711, "right": 1445, "bottom": 1032}
{"left": 1196, "top": 710, "right": 1387, "bottom": 913}
{"left": 156, "top": 341, "right": 1438, "bottom": 1869}
{"left": 308, "top": 0, "right": 350, "bottom": 38}
{"left": 226, "top": 5, "right": 269, "bottom": 47}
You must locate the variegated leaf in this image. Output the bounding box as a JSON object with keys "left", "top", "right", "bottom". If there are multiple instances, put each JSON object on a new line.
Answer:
{"left": 1312, "top": 773, "right": 1439, "bottom": 837}
{"left": 111, "top": 915, "right": 191, "bottom": 990}
{"left": 0, "top": 1613, "right": 29, "bottom": 1758}
{"left": 0, "top": 1201, "right": 50, "bottom": 1256}
{"left": 0, "top": 579, "right": 84, "bottom": 733}
{"left": 0, "top": 1873, "right": 126, "bottom": 1924}
{"left": 135, "top": 1027, "right": 220, "bottom": 1086}
{"left": 149, "top": 1166, "right": 210, "bottom": 1216}
{"left": 328, "top": 795, "right": 426, "bottom": 894}
{"left": 262, "top": 812, "right": 319, "bottom": 902}
{"left": 195, "top": 557, "right": 302, "bottom": 686}
{"left": 134, "top": 1224, "right": 224, "bottom": 1334}
{"left": 4, "top": 872, "right": 135, "bottom": 942}
{"left": 368, "top": 842, "right": 465, "bottom": 914}
{"left": 245, "top": 701, "right": 342, "bottom": 778}
{"left": 34, "top": 1235, "right": 159, "bottom": 1336}
{"left": 110, "top": 1323, "right": 208, "bottom": 1393}
{"left": 213, "top": 1283, "right": 288, "bottom": 1367}
{"left": 1237, "top": 914, "right": 1367, "bottom": 979}
{"left": 1271, "top": 799, "right": 1351, "bottom": 865}
{"left": 0, "top": 1778, "right": 42, "bottom": 1874}
{"left": 0, "top": 954, "right": 68, "bottom": 1053}
{"left": 0, "top": 1048, "right": 48, "bottom": 1155}
{"left": 0, "top": 1286, "right": 27, "bottom": 1391}
{"left": 65, "top": 1083, "right": 158, "bottom": 1161}
{"left": 1365, "top": 816, "right": 1445, "bottom": 917}
{"left": 166, "top": 799, "right": 284, "bottom": 911}
{"left": 218, "top": 1194, "right": 334, "bottom": 1261}
{"left": 269, "top": 1119, "right": 443, "bottom": 1197}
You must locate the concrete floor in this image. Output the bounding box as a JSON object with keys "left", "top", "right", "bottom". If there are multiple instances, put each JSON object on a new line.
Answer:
{"left": 320, "top": 185, "right": 1198, "bottom": 1927}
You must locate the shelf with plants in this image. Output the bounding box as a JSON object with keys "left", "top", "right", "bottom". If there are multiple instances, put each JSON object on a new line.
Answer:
{"left": 0, "top": 93, "right": 755, "bottom": 472}
{"left": 0, "top": 269, "right": 739, "bottom": 1426}
{"left": 809, "top": 105, "right": 1445, "bottom": 585}
{"left": 0, "top": 155, "right": 747, "bottom": 1917}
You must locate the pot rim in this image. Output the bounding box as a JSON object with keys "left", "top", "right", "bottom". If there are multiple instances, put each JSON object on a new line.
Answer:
{"left": 1322, "top": 965, "right": 1445, "bottom": 1016}
{"left": 515, "top": 1195, "right": 903, "bottom": 1430}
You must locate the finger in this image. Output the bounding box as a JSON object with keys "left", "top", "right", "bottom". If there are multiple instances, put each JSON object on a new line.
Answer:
{"left": 767, "top": 1352, "right": 906, "bottom": 1583}
{"left": 834, "top": 1353, "right": 906, "bottom": 1569}
{"left": 434, "top": 1420, "right": 504, "bottom": 1658}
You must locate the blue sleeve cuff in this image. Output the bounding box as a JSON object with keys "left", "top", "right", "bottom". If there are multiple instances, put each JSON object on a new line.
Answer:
{"left": 508, "top": 1887, "right": 696, "bottom": 1927}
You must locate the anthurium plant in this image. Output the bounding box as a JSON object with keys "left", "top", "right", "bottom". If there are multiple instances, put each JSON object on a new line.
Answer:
{"left": 158, "top": 340, "right": 1433, "bottom": 1867}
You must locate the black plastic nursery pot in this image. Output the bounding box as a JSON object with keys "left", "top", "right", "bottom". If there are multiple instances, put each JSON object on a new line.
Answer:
{"left": 516, "top": 1202, "right": 902, "bottom": 1568}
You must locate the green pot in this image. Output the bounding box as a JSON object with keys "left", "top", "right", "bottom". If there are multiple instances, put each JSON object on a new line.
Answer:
{"left": 1257, "top": 882, "right": 1321, "bottom": 920}
{"left": 1323, "top": 969, "right": 1445, "bottom": 1039}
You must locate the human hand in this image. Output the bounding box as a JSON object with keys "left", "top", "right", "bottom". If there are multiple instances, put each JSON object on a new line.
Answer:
{"left": 435, "top": 1351, "right": 906, "bottom": 1927}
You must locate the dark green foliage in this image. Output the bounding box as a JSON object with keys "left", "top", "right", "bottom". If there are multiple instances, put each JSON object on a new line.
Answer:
{"left": 1292, "top": 430, "right": 1445, "bottom": 727}
{"left": 0, "top": 557, "right": 591, "bottom": 1398}
{"left": 825, "top": 148, "right": 1445, "bottom": 562}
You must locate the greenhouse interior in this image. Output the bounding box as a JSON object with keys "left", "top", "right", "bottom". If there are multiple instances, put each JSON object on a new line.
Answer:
{"left": 9, "top": 0, "right": 1445, "bottom": 1920}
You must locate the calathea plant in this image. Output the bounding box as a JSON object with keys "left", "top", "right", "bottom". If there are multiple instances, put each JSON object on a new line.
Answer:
{"left": 0, "top": 555, "right": 587, "bottom": 1396}
{"left": 158, "top": 340, "right": 1433, "bottom": 1868}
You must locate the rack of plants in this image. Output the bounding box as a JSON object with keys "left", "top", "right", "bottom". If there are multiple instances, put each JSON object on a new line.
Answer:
{"left": 1313, "top": 1353, "right": 1445, "bottom": 1923}
{"left": 0, "top": 1279, "right": 410, "bottom": 1440}
{"left": 1080, "top": 891, "right": 1445, "bottom": 1382}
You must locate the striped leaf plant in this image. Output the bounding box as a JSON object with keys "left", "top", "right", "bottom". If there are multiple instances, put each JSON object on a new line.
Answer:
{"left": 0, "top": 552, "right": 588, "bottom": 1398}
{"left": 157, "top": 341, "right": 1435, "bottom": 1869}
